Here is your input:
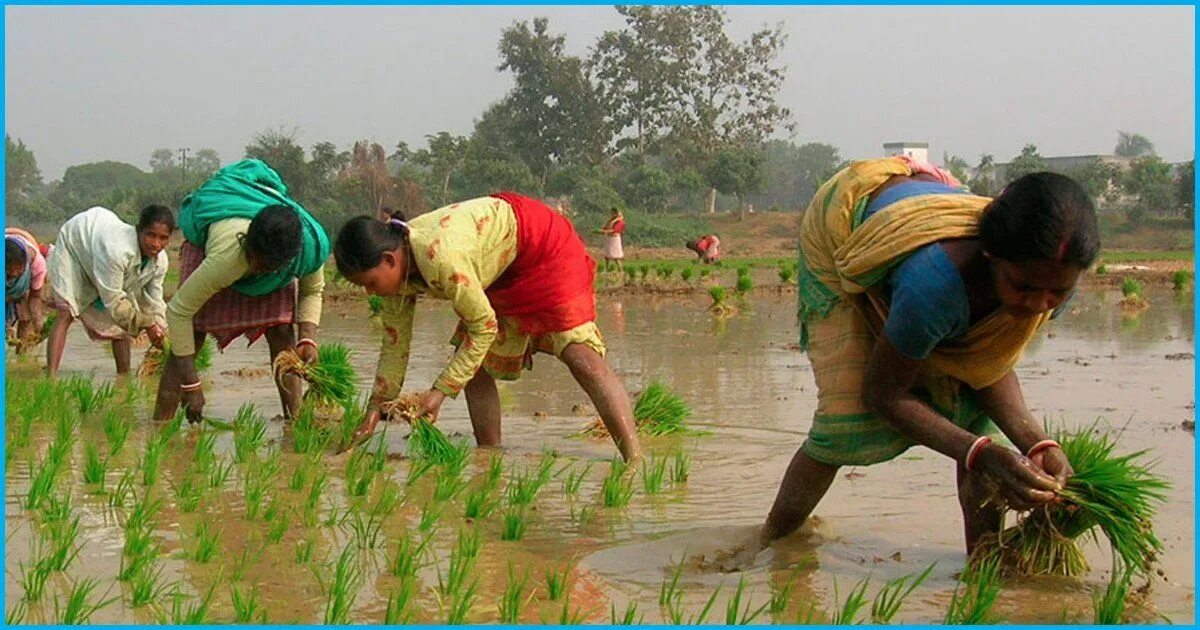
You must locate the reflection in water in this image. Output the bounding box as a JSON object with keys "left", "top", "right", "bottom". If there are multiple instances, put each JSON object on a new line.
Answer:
{"left": 4, "top": 288, "right": 1193, "bottom": 623}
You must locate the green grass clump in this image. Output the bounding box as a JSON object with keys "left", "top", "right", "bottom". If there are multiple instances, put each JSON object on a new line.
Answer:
{"left": 231, "top": 583, "right": 266, "bottom": 623}
{"left": 601, "top": 457, "right": 635, "bottom": 508}
{"left": 944, "top": 558, "right": 1004, "bottom": 624}
{"left": 500, "top": 506, "right": 529, "bottom": 541}
{"left": 189, "top": 520, "right": 220, "bottom": 563}
{"left": 1121, "top": 277, "right": 1144, "bottom": 298}
{"left": 778, "top": 265, "right": 795, "bottom": 284}
{"left": 499, "top": 561, "right": 533, "bottom": 623}
{"left": 725, "top": 575, "right": 769, "bottom": 624}
{"left": 544, "top": 558, "right": 575, "bottom": 601}
{"left": 384, "top": 579, "right": 417, "bottom": 624}
{"left": 970, "top": 425, "right": 1169, "bottom": 577}
{"left": 54, "top": 577, "right": 117, "bottom": 624}
{"left": 1172, "top": 269, "right": 1192, "bottom": 291}
{"left": 322, "top": 545, "right": 362, "bottom": 624}
{"left": 680, "top": 266, "right": 695, "bottom": 282}
{"left": 708, "top": 285, "right": 727, "bottom": 304}
{"left": 103, "top": 411, "right": 132, "bottom": 457}
{"left": 633, "top": 380, "right": 693, "bottom": 436}
{"left": 870, "top": 564, "right": 935, "bottom": 623}
{"left": 561, "top": 461, "right": 593, "bottom": 496}
{"left": 232, "top": 403, "right": 268, "bottom": 463}
{"left": 641, "top": 454, "right": 668, "bottom": 495}
{"left": 735, "top": 273, "right": 754, "bottom": 294}
{"left": 82, "top": 443, "right": 107, "bottom": 488}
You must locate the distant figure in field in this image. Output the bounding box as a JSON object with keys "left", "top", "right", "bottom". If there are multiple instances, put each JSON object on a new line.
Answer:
{"left": 597, "top": 207, "right": 626, "bottom": 272}
{"left": 687, "top": 234, "right": 721, "bottom": 264}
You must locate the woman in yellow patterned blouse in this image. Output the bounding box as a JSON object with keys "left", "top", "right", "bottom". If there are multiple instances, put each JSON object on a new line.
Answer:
{"left": 334, "top": 193, "right": 643, "bottom": 462}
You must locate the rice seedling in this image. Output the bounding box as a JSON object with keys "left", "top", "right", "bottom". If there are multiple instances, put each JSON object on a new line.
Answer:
{"left": 367, "top": 294, "right": 384, "bottom": 316}
{"left": 206, "top": 457, "right": 233, "bottom": 489}
{"left": 40, "top": 490, "right": 74, "bottom": 524}
{"left": 944, "top": 558, "right": 1004, "bottom": 624}
{"left": 192, "top": 430, "right": 217, "bottom": 474}
{"left": 344, "top": 445, "right": 377, "bottom": 498}
{"left": 1121, "top": 277, "right": 1144, "bottom": 298}
{"left": 555, "top": 590, "right": 587, "bottom": 624}
{"left": 736, "top": 273, "right": 754, "bottom": 294}
{"left": 725, "top": 574, "right": 770, "bottom": 624}
{"left": 611, "top": 600, "right": 643, "bottom": 624}
{"left": 601, "top": 456, "right": 635, "bottom": 508}
{"left": 40, "top": 514, "right": 82, "bottom": 571}
{"left": 140, "top": 337, "right": 214, "bottom": 379}
{"left": 1096, "top": 263, "right": 1108, "bottom": 275}
{"left": 159, "top": 579, "right": 218, "bottom": 625}
{"left": 322, "top": 545, "right": 362, "bottom": 625}
{"left": 231, "top": 583, "right": 265, "bottom": 623}
{"left": 304, "top": 470, "right": 328, "bottom": 526}
{"left": 536, "top": 448, "right": 558, "bottom": 483}
{"left": 1172, "top": 270, "right": 1192, "bottom": 292}
{"left": 242, "top": 470, "right": 269, "bottom": 521}
{"left": 485, "top": 452, "right": 504, "bottom": 486}
{"left": 1093, "top": 558, "right": 1135, "bottom": 624}
{"left": 6, "top": 599, "right": 28, "bottom": 625}
{"left": 736, "top": 265, "right": 751, "bottom": 278}
{"left": 129, "top": 558, "right": 169, "bottom": 608}
{"left": 457, "top": 525, "right": 483, "bottom": 560}
{"left": 109, "top": 468, "right": 136, "bottom": 509}
{"left": 232, "top": 403, "right": 268, "bottom": 463}
{"left": 670, "top": 450, "right": 691, "bottom": 485}
{"left": 69, "top": 378, "right": 116, "bottom": 415}
{"left": 53, "top": 405, "right": 79, "bottom": 449}
{"left": 419, "top": 500, "right": 444, "bottom": 533}
{"left": 405, "top": 457, "right": 436, "bottom": 487}
{"left": 680, "top": 266, "right": 695, "bottom": 282}
{"left": 545, "top": 557, "right": 576, "bottom": 601}
{"left": 641, "top": 453, "right": 668, "bottom": 495}
{"left": 265, "top": 499, "right": 291, "bottom": 544}
{"left": 409, "top": 418, "right": 467, "bottom": 468}
{"left": 290, "top": 403, "right": 334, "bottom": 455}
{"left": 231, "top": 543, "right": 262, "bottom": 582}
{"left": 463, "top": 482, "right": 499, "bottom": 520}
{"left": 829, "top": 576, "right": 871, "bottom": 624}
{"left": 499, "top": 561, "right": 533, "bottom": 623}
{"left": 562, "top": 461, "right": 593, "bottom": 496}
{"left": 54, "top": 576, "right": 117, "bottom": 624}
{"left": 389, "top": 528, "right": 431, "bottom": 580}
{"left": 288, "top": 458, "right": 315, "bottom": 492}
{"left": 25, "top": 456, "right": 60, "bottom": 510}
{"left": 345, "top": 484, "right": 401, "bottom": 549}
{"left": 634, "top": 380, "right": 693, "bottom": 436}
{"left": 189, "top": 519, "right": 220, "bottom": 563}
{"left": 295, "top": 537, "right": 315, "bottom": 564}
{"left": 504, "top": 467, "right": 544, "bottom": 506}
{"left": 437, "top": 542, "right": 478, "bottom": 603}
{"left": 8, "top": 405, "right": 34, "bottom": 450}
{"left": 699, "top": 267, "right": 712, "bottom": 279}
{"left": 384, "top": 579, "right": 417, "bottom": 624}
{"left": 778, "top": 265, "right": 795, "bottom": 284}
{"left": 970, "top": 426, "right": 1169, "bottom": 577}
{"left": 569, "top": 503, "right": 594, "bottom": 526}
{"left": 102, "top": 410, "right": 132, "bottom": 457}
{"left": 273, "top": 342, "right": 358, "bottom": 408}
{"left": 18, "top": 556, "right": 52, "bottom": 602}
{"left": 139, "top": 434, "right": 168, "bottom": 487}
{"left": 500, "top": 505, "right": 529, "bottom": 541}
{"left": 433, "top": 467, "right": 469, "bottom": 502}
{"left": 768, "top": 566, "right": 801, "bottom": 616}
{"left": 659, "top": 555, "right": 686, "bottom": 609}
{"left": 623, "top": 265, "right": 638, "bottom": 283}
{"left": 709, "top": 285, "right": 727, "bottom": 305}
{"left": 869, "top": 564, "right": 935, "bottom": 623}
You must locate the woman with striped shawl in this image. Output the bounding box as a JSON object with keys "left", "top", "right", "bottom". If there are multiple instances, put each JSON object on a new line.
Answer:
{"left": 754, "top": 157, "right": 1098, "bottom": 556}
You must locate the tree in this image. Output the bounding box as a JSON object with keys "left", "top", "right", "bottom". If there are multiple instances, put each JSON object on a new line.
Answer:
{"left": 1176, "top": 160, "right": 1194, "bottom": 221}
{"left": 244, "top": 128, "right": 310, "bottom": 201}
{"left": 191, "top": 149, "right": 221, "bottom": 179}
{"left": 1120, "top": 155, "right": 1173, "bottom": 225}
{"left": 704, "top": 146, "right": 763, "bottom": 213}
{"left": 49, "top": 161, "right": 148, "bottom": 213}
{"left": 5, "top": 135, "right": 43, "bottom": 209}
{"left": 942, "top": 153, "right": 971, "bottom": 185}
{"left": 413, "top": 132, "right": 468, "bottom": 206}
{"left": 338, "top": 141, "right": 397, "bottom": 218}
{"left": 1063, "top": 158, "right": 1118, "bottom": 202}
{"left": 969, "top": 153, "right": 997, "bottom": 196}
{"left": 149, "top": 148, "right": 176, "bottom": 173}
{"left": 1114, "top": 131, "right": 1156, "bottom": 158}
{"left": 1004, "top": 144, "right": 1047, "bottom": 184}
{"left": 614, "top": 160, "right": 672, "bottom": 212}
{"left": 748, "top": 140, "right": 841, "bottom": 210}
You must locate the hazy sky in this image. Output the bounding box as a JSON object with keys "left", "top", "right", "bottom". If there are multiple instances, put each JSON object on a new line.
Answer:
{"left": 5, "top": 5, "right": 1194, "bottom": 180}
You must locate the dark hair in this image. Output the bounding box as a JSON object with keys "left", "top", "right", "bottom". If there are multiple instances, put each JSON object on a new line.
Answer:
{"left": 244, "top": 205, "right": 302, "bottom": 271}
{"left": 6, "top": 238, "right": 27, "bottom": 269}
{"left": 979, "top": 172, "right": 1100, "bottom": 267}
{"left": 137, "top": 204, "right": 176, "bottom": 232}
{"left": 335, "top": 211, "right": 409, "bottom": 276}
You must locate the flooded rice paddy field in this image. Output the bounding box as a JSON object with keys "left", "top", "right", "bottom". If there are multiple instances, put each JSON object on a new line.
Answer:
{"left": 4, "top": 286, "right": 1194, "bottom": 624}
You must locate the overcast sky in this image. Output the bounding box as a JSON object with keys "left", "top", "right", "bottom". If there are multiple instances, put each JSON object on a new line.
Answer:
{"left": 5, "top": 5, "right": 1194, "bottom": 180}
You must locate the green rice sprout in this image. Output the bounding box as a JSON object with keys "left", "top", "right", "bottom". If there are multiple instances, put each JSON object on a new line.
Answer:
{"left": 230, "top": 543, "right": 261, "bottom": 582}
{"left": 699, "top": 267, "right": 712, "bottom": 279}
{"left": 725, "top": 574, "right": 770, "bottom": 624}
{"left": 7, "top": 403, "right": 34, "bottom": 451}
{"left": 555, "top": 590, "right": 586, "bottom": 624}
{"left": 1093, "top": 558, "right": 1135, "bottom": 624}
{"left": 569, "top": 503, "right": 594, "bottom": 526}
{"left": 242, "top": 473, "right": 269, "bottom": 522}
{"left": 265, "top": 500, "right": 291, "bottom": 544}
{"left": 172, "top": 474, "right": 205, "bottom": 513}
{"left": 641, "top": 454, "right": 668, "bottom": 494}
{"left": 1096, "top": 263, "right": 1108, "bottom": 275}
{"left": 670, "top": 450, "right": 691, "bottom": 484}
{"left": 433, "top": 468, "right": 469, "bottom": 503}
{"left": 545, "top": 558, "right": 575, "bottom": 601}
{"left": 463, "top": 482, "right": 499, "bottom": 520}
{"left": 457, "top": 526, "right": 483, "bottom": 560}
{"left": 418, "top": 500, "right": 443, "bottom": 533}
{"left": 139, "top": 435, "right": 168, "bottom": 487}
{"left": 345, "top": 484, "right": 401, "bottom": 549}
{"left": 53, "top": 407, "right": 79, "bottom": 450}
{"left": 623, "top": 265, "right": 638, "bottom": 282}
{"left": 289, "top": 458, "right": 314, "bottom": 492}
{"left": 601, "top": 456, "right": 635, "bottom": 508}
{"left": 344, "top": 445, "right": 377, "bottom": 498}
{"left": 561, "top": 461, "right": 593, "bottom": 496}
{"left": 159, "top": 579, "right": 218, "bottom": 625}
{"left": 103, "top": 410, "right": 132, "bottom": 457}
{"left": 232, "top": 403, "right": 268, "bottom": 463}
{"left": 18, "top": 555, "right": 52, "bottom": 602}
{"left": 708, "top": 285, "right": 727, "bottom": 305}
{"left": 768, "top": 566, "right": 802, "bottom": 616}
{"left": 504, "top": 467, "right": 544, "bottom": 506}
{"left": 322, "top": 546, "right": 362, "bottom": 624}
{"left": 129, "top": 558, "right": 168, "bottom": 608}
{"left": 69, "top": 378, "right": 115, "bottom": 415}
{"left": 192, "top": 430, "right": 217, "bottom": 473}
{"left": 778, "top": 265, "right": 795, "bottom": 284}
{"left": 54, "top": 576, "right": 117, "bottom": 624}
{"left": 736, "top": 274, "right": 754, "bottom": 294}
{"left": 681, "top": 266, "right": 695, "bottom": 282}
{"left": 944, "top": 558, "right": 1004, "bottom": 624}
{"left": 295, "top": 537, "right": 315, "bottom": 565}
{"left": 659, "top": 555, "right": 686, "bottom": 615}
{"left": 500, "top": 505, "right": 529, "bottom": 541}
{"left": 830, "top": 576, "right": 871, "bottom": 624}
{"left": 485, "top": 452, "right": 504, "bottom": 487}
{"left": 7, "top": 599, "right": 28, "bottom": 624}
{"left": 40, "top": 491, "right": 74, "bottom": 525}
{"left": 121, "top": 494, "right": 161, "bottom": 562}
{"left": 970, "top": 425, "right": 1169, "bottom": 576}
{"left": 274, "top": 342, "right": 359, "bottom": 408}
{"left": 389, "top": 529, "right": 431, "bottom": 580}
{"left": 384, "top": 579, "right": 417, "bottom": 624}
{"left": 189, "top": 520, "right": 220, "bottom": 563}
{"left": 736, "top": 265, "right": 750, "bottom": 278}
{"left": 1172, "top": 270, "right": 1192, "bottom": 292}
{"left": 231, "top": 583, "right": 265, "bottom": 623}
{"left": 290, "top": 403, "right": 334, "bottom": 455}
{"left": 436, "top": 541, "right": 478, "bottom": 604}
{"left": 499, "top": 561, "right": 533, "bottom": 623}
{"left": 633, "top": 380, "right": 693, "bottom": 436}
{"left": 611, "top": 599, "right": 643, "bottom": 624}
{"left": 304, "top": 470, "right": 328, "bottom": 526}
{"left": 1121, "top": 277, "right": 1144, "bottom": 298}
{"left": 206, "top": 457, "right": 233, "bottom": 489}
{"left": 39, "top": 513, "right": 81, "bottom": 572}
{"left": 408, "top": 418, "right": 467, "bottom": 468}
{"left": 108, "top": 468, "right": 136, "bottom": 509}
{"left": 444, "top": 576, "right": 480, "bottom": 624}
{"left": 870, "top": 564, "right": 935, "bottom": 623}
{"left": 367, "top": 294, "right": 384, "bottom": 316}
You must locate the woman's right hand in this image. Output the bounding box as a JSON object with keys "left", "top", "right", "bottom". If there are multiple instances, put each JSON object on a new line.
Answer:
{"left": 351, "top": 407, "right": 383, "bottom": 444}
{"left": 974, "top": 445, "right": 1060, "bottom": 510}
{"left": 181, "top": 387, "right": 205, "bottom": 424}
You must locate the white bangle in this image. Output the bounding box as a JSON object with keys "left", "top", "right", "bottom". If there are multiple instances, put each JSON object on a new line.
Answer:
{"left": 180, "top": 381, "right": 203, "bottom": 391}
{"left": 296, "top": 338, "right": 317, "bottom": 350}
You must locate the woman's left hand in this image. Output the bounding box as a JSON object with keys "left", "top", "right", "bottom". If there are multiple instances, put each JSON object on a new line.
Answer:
{"left": 1031, "top": 447, "right": 1074, "bottom": 489}
{"left": 146, "top": 324, "right": 166, "bottom": 349}
{"left": 416, "top": 388, "right": 447, "bottom": 423}
{"left": 296, "top": 340, "right": 318, "bottom": 363}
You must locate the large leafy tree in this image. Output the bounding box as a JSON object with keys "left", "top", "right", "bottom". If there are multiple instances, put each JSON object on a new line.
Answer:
{"left": 1120, "top": 155, "right": 1174, "bottom": 224}
{"left": 1114, "top": 131, "right": 1156, "bottom": 158}
{"left": 244, "top": 128, "right": 310, "bottom": 202}
{"left": 1004, "top": 144, "right": 1047, "bottom": 184}
{"left": 5, "top": 135, "right": 43, "bottom": 209}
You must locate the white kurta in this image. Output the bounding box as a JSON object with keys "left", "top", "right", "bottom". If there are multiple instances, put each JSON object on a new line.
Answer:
{"left": 47, "top": 206, "right": 168, "bottom": 337}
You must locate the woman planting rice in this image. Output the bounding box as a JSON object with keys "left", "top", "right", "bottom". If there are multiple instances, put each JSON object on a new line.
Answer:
{"left": 45, "top": 205, "right": 173, "bottom": 377}
{"left": 334, "top": 193, "right": 643, "bottom": 462}
{"left": 750, "top": 157, "right": 1098, "bottom": 558}
{"left": 153, "top": 159, "right": 329, "bottom": 423}
{"left": 5, "top": 227, "right": 47, "bottom": 348}
{"left": 687, "top": 234, "right": 721, "bottom": 264}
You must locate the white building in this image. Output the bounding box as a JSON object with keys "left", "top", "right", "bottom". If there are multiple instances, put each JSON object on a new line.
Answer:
{"left": 883, "top": 141, "right": 929, "bottom": 164}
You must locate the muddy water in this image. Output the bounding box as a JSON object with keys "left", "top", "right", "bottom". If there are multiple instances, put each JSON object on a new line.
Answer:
{"left": 4, "top": 287, "right": 1194, "bottom": 624}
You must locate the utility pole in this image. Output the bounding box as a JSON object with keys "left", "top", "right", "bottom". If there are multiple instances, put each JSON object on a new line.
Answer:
{"left": 179, "top": 147, "right": 190, "bottom": 189}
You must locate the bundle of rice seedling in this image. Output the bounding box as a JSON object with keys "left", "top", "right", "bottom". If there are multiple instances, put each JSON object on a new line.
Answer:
{"left": 367, "top": 295, "right": 384, "bottom": 317}
{"left": 970, "top": 425, "right": 1169, "bottom": 577}
{"left": 580, "top": 380, "right": 697, "bottom": 438}
{"left": 708, "top": 286, "right": 737, "bottom": 316}
{"left": 138, "top": 337, "right": 214, "bottom": 379}
{"left": 380, "top": 392, "right": 463, "bottom": 466}
{"left": 1119, "top": 277, "right": 1149, "bottom": 311}
{"left": 272, "top": 342, "right": 358, "bottom": 407}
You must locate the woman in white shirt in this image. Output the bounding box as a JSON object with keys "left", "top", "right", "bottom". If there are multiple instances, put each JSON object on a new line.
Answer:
{"left": 45, "top": 205, "right": 173, "bottom": 377}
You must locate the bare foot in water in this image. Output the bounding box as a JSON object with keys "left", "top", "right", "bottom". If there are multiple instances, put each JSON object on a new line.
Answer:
{"left": 689, "top": 526, "right": 773, "bottom": 573}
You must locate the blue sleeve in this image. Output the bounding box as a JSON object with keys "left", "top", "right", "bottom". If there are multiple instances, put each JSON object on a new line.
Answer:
{"left": 883, "top": 245, "right": 970, "bottom": 360}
